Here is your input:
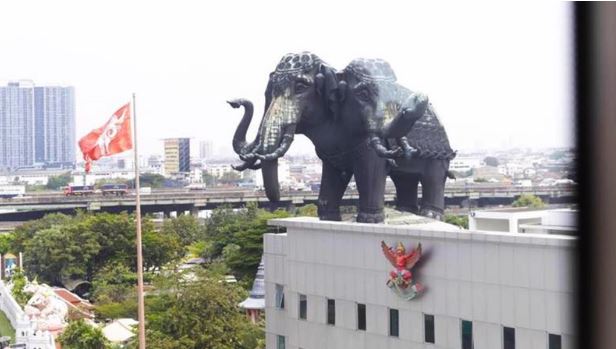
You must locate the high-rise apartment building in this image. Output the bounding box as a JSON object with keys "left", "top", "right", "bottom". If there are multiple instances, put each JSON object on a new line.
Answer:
{"left": 34, "top": 86, "right": 76, "bottom": 166}
{"left": 0, "top": 81, "right": 35, "bottom": 169}
{"left": 199, "top": 140, "right": 213, "bottom": 160}
{"left": 164, "top": 138, "right": 190, "bottom": 175}
{"left": 0, "top": 81, "right": 75, "bottom": 169}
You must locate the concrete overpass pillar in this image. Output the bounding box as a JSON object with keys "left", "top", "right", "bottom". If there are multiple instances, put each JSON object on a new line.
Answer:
{"left": 163, "top": 209, "right": 171, "bottom": 218}
{"left": 178, "top": 210, "right": 185, "bottom": 217}
{"left": 190, "top": 206, "right": 200, "bottom": 217}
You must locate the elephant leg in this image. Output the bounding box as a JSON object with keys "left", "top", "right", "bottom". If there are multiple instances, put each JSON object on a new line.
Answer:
{"left": 317, "top": 161, "right": 352, "bottom": 221}
{"left": 353, "top": 148, "right": 387, "bottom": 223}
{"left": 390, "top": 172, "right": 420, "bottom": 214}
{"left": 418, "top": 160, "right": 450, "bottom": 221}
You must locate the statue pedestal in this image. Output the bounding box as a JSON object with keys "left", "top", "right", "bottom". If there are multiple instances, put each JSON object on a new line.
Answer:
{"left": 262, "top": 216, "right": 576, "bottom": 349}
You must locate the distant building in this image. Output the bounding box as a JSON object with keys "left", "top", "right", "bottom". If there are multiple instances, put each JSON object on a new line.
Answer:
{"left": 33, "top": 86, "right": 76, "bottom": 166}
{"left": 0, "top": 81, "right": 75, "bottom": 169}
{"left": 199, "top": 140, "right": 214, "bottom": 159}
{"left": 164, "top": 138, "right": 190, "bottom": 175}
{"left": 469, "top": 207, "right": 577, "bottom": 235}
{"left": 0, "top": 81, "right": 35, "bottom": 169}
{"left": 239, "top": 258, "right": 265, "bottom": 324}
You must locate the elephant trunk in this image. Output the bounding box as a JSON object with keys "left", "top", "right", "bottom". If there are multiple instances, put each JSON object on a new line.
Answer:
{"left": 229, "top": 99, "right": 257, "bottom": 155}
{"left": 261, "top": 159, "right": 280, "bottom": 202}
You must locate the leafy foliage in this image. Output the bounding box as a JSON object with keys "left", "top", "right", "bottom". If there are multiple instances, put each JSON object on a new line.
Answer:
{"left": 14, "top": 212, "right": 177, "bottom": 285}
{"left": 10, "top": 269, "right": 30, "bottom": 307}
{"left": 128, "top": 269, "right": 262, "bottom": 349}
{"left": 58, "top": 319, "right": 110, "bottom": 349}
{"left": 161, "top": 215, "right": 206, "bottom": 247}
{"left": 444, "top": 214, "right": 469, "bottom": 229}
{"left": 46, "top": 172, "right": 72, "bottom": 190}
{"left": 512, "top": 194, "right": 545, "bottom": 208}
{"left": 296, "top": 203, "right": 318, "bottom": 217}
{"left": 205, "top": 203, "right": 289, "bottom": 282}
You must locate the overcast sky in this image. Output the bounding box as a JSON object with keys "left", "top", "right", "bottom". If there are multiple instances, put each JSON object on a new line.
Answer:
{"left": 0, "top": 1, "right": 573, "bottom": 158}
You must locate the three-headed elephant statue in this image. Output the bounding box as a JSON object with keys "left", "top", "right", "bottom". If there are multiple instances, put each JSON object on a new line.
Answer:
{"left": 229, "top": 52, "right": 454, "bottom": 222}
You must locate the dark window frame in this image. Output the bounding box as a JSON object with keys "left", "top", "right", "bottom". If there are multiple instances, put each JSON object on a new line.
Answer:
{"left": 327, "top": 299, "right": 335, "bottom": 325}
{"left": 299, "top": 294, "right": 307, "bottom": 320}
{"left": 548, "top": 333, "right": 562, "bottom": 349}
{"left": 503, "top": 326, "right": 515, "bottom": 349}
{"left": 357, "top": 303, "right": 366, "bottom": 331}
{"left": 389, "top": 308, "right": 399, "bottom": 337}
{"left": 424, "top": 314, "right": 435, "bottom": 343}
{"left": 461, "top": 319, "right": 473, "bottom": 349}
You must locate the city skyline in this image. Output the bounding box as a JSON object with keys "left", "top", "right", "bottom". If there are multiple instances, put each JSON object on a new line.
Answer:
{"left": 0, "top": 2, "right": 574, "bottom": 159}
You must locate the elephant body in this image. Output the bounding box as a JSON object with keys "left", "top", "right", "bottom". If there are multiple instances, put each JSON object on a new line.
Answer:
{"left": 339, "top": 58, "right": 456, "bottom": 220}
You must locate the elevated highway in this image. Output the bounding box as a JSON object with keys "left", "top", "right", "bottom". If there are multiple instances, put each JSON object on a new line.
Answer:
{"left": 0, "top": 185, "right": 576, "bottom": 221}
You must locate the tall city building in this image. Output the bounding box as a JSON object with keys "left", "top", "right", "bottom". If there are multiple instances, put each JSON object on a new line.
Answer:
{"left": 34, "top": 86, "right": 76, "bottom": 166}
{"left": 199, "top": 140, "right": 214, "bottom": 160}
{"left": 0, "top": 81, "right": 75, "bottom": 170}
{"left": 164, "top": 138, "right": 190, "bottom": 175}
{"left": 0, "top": 81, "right": 35, "bottom": 169}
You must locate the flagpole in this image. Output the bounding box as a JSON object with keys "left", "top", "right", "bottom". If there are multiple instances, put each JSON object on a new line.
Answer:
{"left": 132, "top": 93, "right": 146, "bottom": 349}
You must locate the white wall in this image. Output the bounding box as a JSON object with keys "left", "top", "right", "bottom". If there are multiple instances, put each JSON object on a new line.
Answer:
{"left": 264, "top": 218, "right": 576, "bottom": 349}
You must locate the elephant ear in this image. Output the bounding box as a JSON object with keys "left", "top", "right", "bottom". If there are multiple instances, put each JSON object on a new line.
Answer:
{"left": 316, "top": 64, "right": 339, "bottom": 120}
{"left": 263, "top": 72, "right": 274, "bottom": 115}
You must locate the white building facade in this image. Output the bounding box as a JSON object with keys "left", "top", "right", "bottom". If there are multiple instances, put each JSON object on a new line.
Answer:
{"left": 263, "top": 217, "right": 576, "bottom": 349}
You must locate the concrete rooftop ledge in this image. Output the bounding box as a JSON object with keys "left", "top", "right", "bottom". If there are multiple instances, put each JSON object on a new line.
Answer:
{"left": 268, "top": 216, "right": 577, "bottom": 248}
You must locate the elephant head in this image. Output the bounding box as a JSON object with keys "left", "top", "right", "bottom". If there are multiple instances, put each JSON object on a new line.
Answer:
{"left": 338, "top": 58, "right": 429, "bottom": 160}
{"left": 230, "top": 52, "right": 338, "bottom": 201}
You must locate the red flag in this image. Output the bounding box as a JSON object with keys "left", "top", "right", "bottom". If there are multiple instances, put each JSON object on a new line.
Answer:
{"left": 79, "top": 103, "right": 132, "bottom": 172}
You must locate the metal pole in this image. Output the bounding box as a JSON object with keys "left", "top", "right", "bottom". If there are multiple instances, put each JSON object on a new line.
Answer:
{"left": 132, "top": 93, "right": 146, "bottom": 349}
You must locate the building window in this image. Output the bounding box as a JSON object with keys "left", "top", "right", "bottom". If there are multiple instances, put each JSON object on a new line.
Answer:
{"left": 277, "top": 335, "right": 285, "bottom": 349}
{"left": 461, "top": 320, "right": 473, "bottom": 349}
{"left": 357, "top": 303, "right": 366, "bottom": 331}
{"left": 424, "top": 314, "right": 435, "bottom": 343}
{"left": 275, "top": 284, "right": 284, "bottom": 309}
{"left": 503, "top": 327, "right": 515, "bottom": 349}
{"left": 548, "top": 334, "right": 561, "bottom": 349}
{"left": 299, "top": 294, "right": 307, "bottom": 320}
{"left": 389, "top": 308, "right": 399, "bottom": 337}
{"left": 327, "top": 299, "right": 335, "bottom": 325}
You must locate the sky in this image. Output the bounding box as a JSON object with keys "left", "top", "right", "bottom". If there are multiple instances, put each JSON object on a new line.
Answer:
{"left": 0, "top": 1, "right": 574, "bottom": 158}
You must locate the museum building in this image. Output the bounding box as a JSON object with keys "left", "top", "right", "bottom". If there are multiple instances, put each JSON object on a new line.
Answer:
{"left": 263, "top": 216, "right": 576, "bottom": 349}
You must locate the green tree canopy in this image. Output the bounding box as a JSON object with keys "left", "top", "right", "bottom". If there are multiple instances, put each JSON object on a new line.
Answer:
{"left": 130, "top": 269, "right": 261, "bottom": 349}
{"left": 512, "top": 194, "right": 545, "bottom": 208}
{"left": 161, "top": 215, "right": 206, "bottom": 247}
{"left": 483, "top": 156, "right": 499, "bottom": 167}
{"left": 58, "top": 319, "right": 110, "bottom": 349}
{"left": 46, "top": 172, "right": 72, "bottom": 190}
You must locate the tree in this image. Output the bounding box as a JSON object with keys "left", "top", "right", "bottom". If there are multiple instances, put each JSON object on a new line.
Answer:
{"left": 205, "top": 203, "right": 289, "bottom": 283}
{"left": 11, "top": 269, "right": 30, "bottom": 306}
{"left": 129, "top": 173, "right": 166, "bottom": 188}
{"left": 512, "top": 194, "right": 545, "bottom": 208}
{"left": 23, "top": 225, "right": 100, "bottom": 285}
{"left": 444, "top": 215, "right": 469, "bottom": 229}
{"left": 129, "top": 269, "right": 262, "bottom": 349}
{"left": 58, "top": 319, "right": 110, "bottom": 349}
{"left": 0, "top": 234, "right": 14, "bottom": 255}
{"left": 202, "top": 173, "right": 217, "bottom": 187}
{"left": 483, "top": 156, "right": 499, "bottom": 167}
{"left": 296, "top": 204, "right": 318, "bottom": 217}
{"left": 218, "top": 171, "right": 241, "bottom": 185}
{"left": 46, "top": 172, "right": 72, "bottom": 190}
{"left": 142, "top": 230, "right": 183, "bottom": 271}
{"left": 161, "top": 215, "right": 206, "bottom": 247}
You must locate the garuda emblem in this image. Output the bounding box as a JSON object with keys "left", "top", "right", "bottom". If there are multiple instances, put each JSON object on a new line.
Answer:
{"left": 381, "top": 241, "right": 425, "bottom": 300}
